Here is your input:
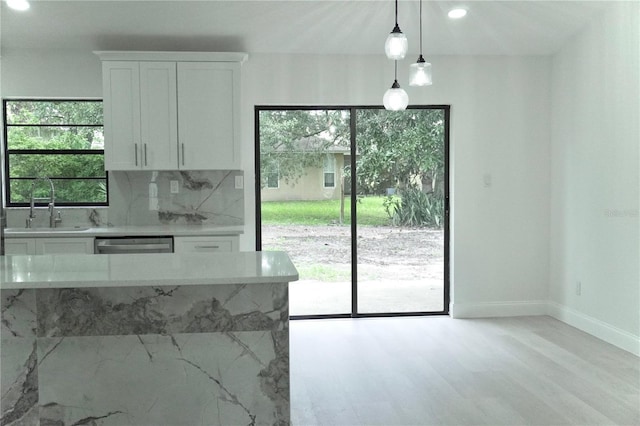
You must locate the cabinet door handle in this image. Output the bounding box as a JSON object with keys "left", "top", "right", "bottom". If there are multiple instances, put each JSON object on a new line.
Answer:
{"left": 144, "top": 143, "right": 148, "bottom": 166}
{"left": 134, "top": 143, "right": 138, "bottom": 166}
{"left": 195, "top": 245, "right": 220, "bottom": 249}
{"left": 181, "top": 143, "right": 185, "bottom": 166}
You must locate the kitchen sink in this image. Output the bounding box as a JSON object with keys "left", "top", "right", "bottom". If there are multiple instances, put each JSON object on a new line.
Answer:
{"left": 5, "top": 226, "right": 91, "bottom": 233}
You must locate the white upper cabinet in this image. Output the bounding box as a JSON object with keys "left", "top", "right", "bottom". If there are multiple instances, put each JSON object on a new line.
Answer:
{"left": 102, "top": 61, "right": 141, "bottom": 170}
{"left": 140, "top": 62, "right": 178, "bottom": 170}
{"left": 97, "top": 51, "right": 247, "bottom": 171}
{"left": 178, "top": 62, "right": 239, "bottom": 170}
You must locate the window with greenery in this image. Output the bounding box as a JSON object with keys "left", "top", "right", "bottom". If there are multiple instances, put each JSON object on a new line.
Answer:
{"left": 3, "top": 99, "right": 107, "bottom": 206}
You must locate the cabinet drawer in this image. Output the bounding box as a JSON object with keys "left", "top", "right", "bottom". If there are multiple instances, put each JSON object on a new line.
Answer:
{"left": 173, "top": 236, "right": 238, "bottom": 253}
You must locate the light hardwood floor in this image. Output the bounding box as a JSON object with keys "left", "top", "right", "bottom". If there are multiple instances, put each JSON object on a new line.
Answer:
{"left": 290, "top": 316, "right": 640, "bottom": 426}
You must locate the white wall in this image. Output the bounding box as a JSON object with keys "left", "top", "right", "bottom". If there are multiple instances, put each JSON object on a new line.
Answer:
{"left": 1, "top": 49, "right": 553, "bottom": 320}
{"left": 241, "top": 54, "right": 552, "bottom": 315}
{"left": 2, "top": 48, "right": 102, "bottom": 98}
{"left": 549, "top": 2, "right": 640, "bottom": 354}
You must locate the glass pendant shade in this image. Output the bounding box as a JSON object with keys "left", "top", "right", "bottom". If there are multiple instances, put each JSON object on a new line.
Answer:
{"left": 383, "top": 81, "right": 409, "bottom": 111}
{"left": 385, "top": 28, "right": 408, "bottom": 60}
{"left": 409, "top": 58, "right": 433, "bottom": 87}
{"left": 7, "top": 0, "right": 30, "bottom": 10}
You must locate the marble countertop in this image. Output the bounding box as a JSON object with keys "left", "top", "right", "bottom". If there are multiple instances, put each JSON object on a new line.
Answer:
{"left": 4, "top": 224, "right": 244, "bottom": 238}
{"left": 0, "top": 251, "right": 298, "bottom": 289}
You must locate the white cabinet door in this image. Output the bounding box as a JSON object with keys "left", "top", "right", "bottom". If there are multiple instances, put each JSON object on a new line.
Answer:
{"left": 35, "top": 238, "right": 95, "bottom": 255}
{"left": 4, "top": 239, "right": 36, "bottom": 255}
{"left": 102, "top": 61, "right": 141, "bottom": 170}
{"left": 140, "top": 62, "right": 178, "bottom": 170}
{"left": 177, "top": 62, "right": 240, "bottom": 170}
{"left": 101, "top": 55, "right": 242, "bottom": 171}
{"left": 174, "top": 236, "right": 238, "bottom": 253}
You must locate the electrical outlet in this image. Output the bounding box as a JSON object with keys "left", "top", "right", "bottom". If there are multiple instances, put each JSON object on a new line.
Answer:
{"left": 235, "top": 176, "right": 244, "bottom": 189}
{"left": 576, "top": 281, "right": 582, "bottom": 296}
{"left": 170, "top": 180, "right": 179, "bottom": 194}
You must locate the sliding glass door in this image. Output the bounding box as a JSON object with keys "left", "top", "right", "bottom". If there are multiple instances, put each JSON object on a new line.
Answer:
{"left": 256, "top": 106, "right": 449, "bottom": 318}
{"left": 355, "top": 108, "right": 447, "bottom": 314}
{"left": 257, "top": 109, "right": 352, "bottom": 316}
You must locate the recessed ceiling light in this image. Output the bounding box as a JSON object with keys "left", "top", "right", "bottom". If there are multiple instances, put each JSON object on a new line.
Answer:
{"left": 6, "top": 0, "right": 30, "bottom": 11}
{"left": 448, "top": 8, "right": 467, "bottom": 19}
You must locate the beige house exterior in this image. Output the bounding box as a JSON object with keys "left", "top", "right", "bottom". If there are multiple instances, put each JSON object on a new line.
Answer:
{"left": 261, "top": 151, "right": 349, "bottom": 202}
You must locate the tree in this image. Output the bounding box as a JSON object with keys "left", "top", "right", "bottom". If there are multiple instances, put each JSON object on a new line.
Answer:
{"left": 258, "top": 108, "right": 444, "bottom": 195}
{"left": 258, "top": 108, "right": 446, "bottom": 228}
{"left": 355, "top": 109, "right": 445, "bottom": 195}
{"left": 6, "top": 100, "right": 106, "bottom": 204}
{"left": 258, "top": 110, "right": 350, "bottom": 188}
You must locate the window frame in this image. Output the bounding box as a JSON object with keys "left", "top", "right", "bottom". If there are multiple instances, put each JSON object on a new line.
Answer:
{"left": 254, "top": 104, "right": 451, "bottom": 320}
{"left": 3, "top": 98, "right": 108, "bottom": 207}
{"left": 266, "top": 167, "right": 280, "bottom": 189}
{"left": 323, "top": 154, "right": 336, "bottom": 188}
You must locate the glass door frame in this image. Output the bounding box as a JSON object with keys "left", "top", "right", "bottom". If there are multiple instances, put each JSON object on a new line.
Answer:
{"left": 255, "top": 105, "right": 450, "bottom": 320}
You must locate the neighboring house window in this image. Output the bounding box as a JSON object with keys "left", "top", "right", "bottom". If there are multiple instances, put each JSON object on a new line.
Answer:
{"left": 3, "top": 99, "right": 107, "bottom": 206}
{"left": 266, "top": 167, "right": 280, "bottom": 189}
{"left": 323, "top": 154, "right": 336, "bottom": 188}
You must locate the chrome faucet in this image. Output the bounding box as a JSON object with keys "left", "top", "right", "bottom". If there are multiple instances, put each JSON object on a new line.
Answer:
{"left": 26, "top": 177, "right": 62, "bottom": 228}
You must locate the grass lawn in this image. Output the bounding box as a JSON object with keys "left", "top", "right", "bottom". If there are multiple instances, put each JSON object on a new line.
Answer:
{"left": 261, "top": 196, "right": 390, "bottom": 226}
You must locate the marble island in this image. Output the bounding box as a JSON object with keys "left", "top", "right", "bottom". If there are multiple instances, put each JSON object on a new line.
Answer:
{"left": 1, "top": 251, "right": 298, "bottom": 425}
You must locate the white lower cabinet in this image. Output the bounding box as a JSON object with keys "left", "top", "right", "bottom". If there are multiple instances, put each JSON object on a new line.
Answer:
{"left": 5, "top": 239, "right": 36, "bottom": 255}
{"left": 36, "top": 238, "right": 95, "bottom": 255}
{"left": 5, "top": 238, "right": 95, "bottom": 255}
{"left": 173, "top": 236, "right": 238, "bottom": 253}
{"left": 5, "top": 235, "right": 239, "bottom": 255}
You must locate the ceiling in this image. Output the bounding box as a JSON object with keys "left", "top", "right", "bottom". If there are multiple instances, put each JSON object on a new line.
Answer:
{"left": 1, "top": 0, "right": 613, "bottom": 56}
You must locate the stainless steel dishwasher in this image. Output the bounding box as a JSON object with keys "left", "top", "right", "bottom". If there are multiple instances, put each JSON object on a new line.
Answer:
{"left": 94, "top": 237, "right": 174, "bottom": 254}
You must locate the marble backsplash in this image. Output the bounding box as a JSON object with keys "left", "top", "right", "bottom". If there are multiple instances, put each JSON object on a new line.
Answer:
{"left": 5, "top": 206, "right": 109, "bottom": 229}
{"left": 109, "top": 170, "right": 244, "bottom": 226}
{"left": 5, "top": 170, "right": 244, "bottom": 228}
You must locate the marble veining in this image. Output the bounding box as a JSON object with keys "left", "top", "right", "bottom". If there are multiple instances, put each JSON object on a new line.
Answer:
{"left": 0, "top": 339, "right": 39, "bottom": 426}
{"left": 1, "top": 289, "right": 37, "bottom": 339}
{"left": 1, "top": 268, "right": 293, "bottom": 425}
{"left": 260, "top": 330, "right": 290, "bottom": 424}
{"left": 4, "top": 169, "right": 243, "bottom": 229}
{"left": 109, "top": 170, "right": 244, "bottom": 226}
{"left": 37, "top": 332, "right": 287, "bottom": 425}
{"left": 37, "top": 284, "right": 287, "bottom": 337}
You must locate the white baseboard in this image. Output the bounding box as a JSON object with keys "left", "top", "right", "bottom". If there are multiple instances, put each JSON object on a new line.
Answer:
{"left": 450, "top": 300, "right": 548, "bottom": 318}
{"left": 547, "top": 302, "right": 640, "bottom": 356}
{"left": 449, "top": 300, "right": 640, "bottom": 356}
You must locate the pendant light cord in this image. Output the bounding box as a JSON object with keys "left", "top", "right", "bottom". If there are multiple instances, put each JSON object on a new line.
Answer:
{"left": 419, "top": 0, "right": 423, "bottom": 54}
{"left": 395, "top": 60, "right": 398, "bottom": 81}
{"left": 395, "top": 0, "right": 399, "bottom": 26}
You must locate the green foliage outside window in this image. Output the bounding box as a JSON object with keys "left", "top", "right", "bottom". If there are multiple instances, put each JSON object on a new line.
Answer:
{"left": 4, "top": 100, "right": 107, "bottom": 205}
{"left": 258, "top": 108, "right": 446, "bottom": 227}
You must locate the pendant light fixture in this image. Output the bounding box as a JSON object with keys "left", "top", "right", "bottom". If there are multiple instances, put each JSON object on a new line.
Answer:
{"left": 409, "top": 0, "right": 432, "bottom": 86}
{"left": 385, "top": 0, "right": 408, "bottom": 60}
{"left": 383, "top": 61, "right": 409, "bottom": 111}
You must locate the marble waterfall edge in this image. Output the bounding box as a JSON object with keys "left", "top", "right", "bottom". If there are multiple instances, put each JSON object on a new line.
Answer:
{"left": 1, "top": 282, "right": 290, "bottom": 425}
{"left": 1, "top": 289, "right": 39, "bottom": 426}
